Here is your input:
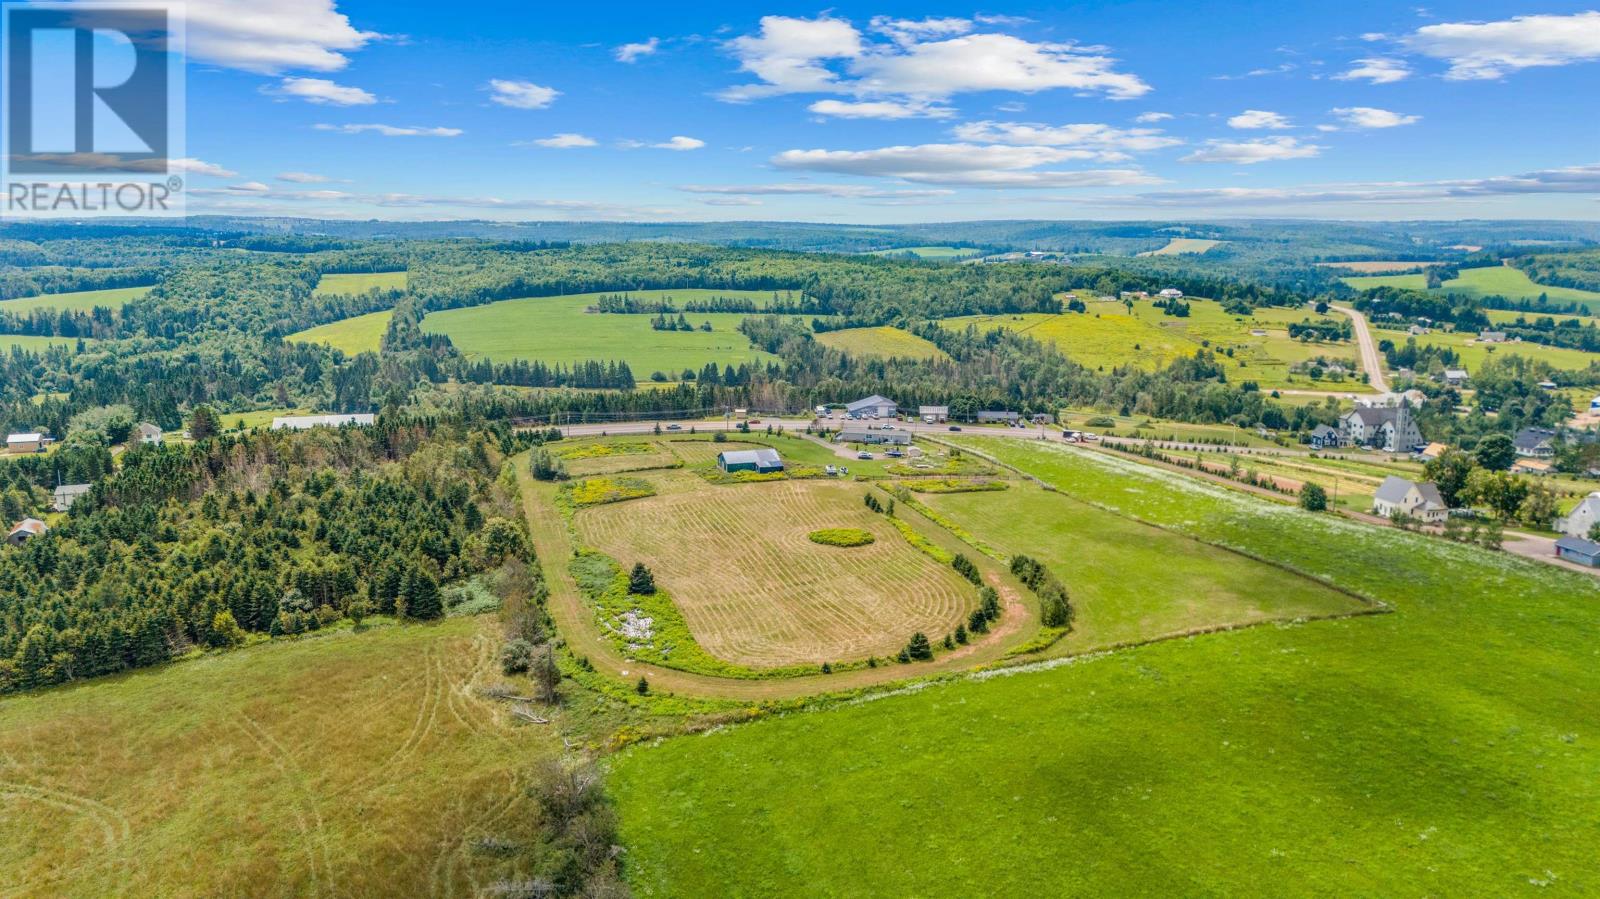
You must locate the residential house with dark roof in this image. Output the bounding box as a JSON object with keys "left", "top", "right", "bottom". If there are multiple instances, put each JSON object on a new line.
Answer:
{"left": 1512, "top": 428, "right": 1557, "bottom": 459}
{"left": 1308, "top": 424, "right": 1343, "bottom": 449}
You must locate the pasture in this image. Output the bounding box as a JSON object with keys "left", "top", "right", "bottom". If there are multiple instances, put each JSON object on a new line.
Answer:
{"left": 313, "top": 271, "right": 407, "bottom": 295}
{"left": 1138, "top": 237, "right": 1222, "bottom": 256}
{"left": 815, "top": 325, "right": 949, "bottom": 361}
{"left": 943, "top": 297, "right": 1365, "bottom": 390}
{"left": 1345, "top": 265, "right": 1600, "bottom": 311}
{"left": 1394, "top": 327, "right": 1600, "bottom": 373}
{"left": 611, "top": 438, "right": 1600, "bottom": 896}
{"left": 287, "top": 309, "right": 393, "bottom": 355}
{"left": 0, "top": 334, "right": 91, "bottom": 353}
{"left": 0, "top": 617, "right": 556, "bottom": 897}
{"left": 0, "top": 285, "right": 150, "bottom": 313}
{"left": 574, "top": 471, "right": 976, "bottom": 668}
{"left": 1314, "top": 260, "right": 1433, "bottom": 273}
{"left": 420, "top": 290, "right": 782, "bottom": 377}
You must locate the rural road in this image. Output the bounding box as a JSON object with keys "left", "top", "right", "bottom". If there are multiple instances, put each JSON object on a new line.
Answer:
{"left": 1331, "top": 304, "right": 1390, "bottom": 394}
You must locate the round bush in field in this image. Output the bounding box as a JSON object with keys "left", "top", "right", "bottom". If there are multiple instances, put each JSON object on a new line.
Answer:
{"left": 808, "top": 527, "right": 875, "bottom": 547}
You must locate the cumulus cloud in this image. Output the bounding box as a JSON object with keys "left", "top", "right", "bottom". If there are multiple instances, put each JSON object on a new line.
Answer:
{"left": 1227, "top": 109, "right": 1292, "bottom": 130}
{"left": 808, "top": 99, "right": 954, "bottom": 119}
{"left": 313, "top": 123, "right": 462, "bottom": 137}
{"left": 1333, "top": 56, "right": 1412, "bottom": 83}
{"left": 647, "top": 136, "right": 705, "bottom": 151}
{"left": 270, "top": 76, "right": 376, "bottom": 105}
{"left": 1327, "top": 107, "right": 1421, "bottom": 129}
{"left": 615, "top": 37, "right": 660, "bottom": 63}
{"left": 1181, "top": 136, "right": 1321, "bottom": 164}
{"left": 526, "top": 133, "right": 598, "bottom": 148}
{"left": 718, "top": 15, "right": 1149, "bottom": 103}
{"left": 679, "top": 183, "right": 954, "bottom": 198}
{"left": 950, "top": 121, "right": 1181, "bottom": 157}
{"left": 1135, "top": 111, "right": 1173, "bottom": 123}
{"left": 181, "top": 0, "right": 382, "bottom": 74}
{"left": 1404, "top": 11, "right": 1600, "bottom": 80}
{"left": 169, "top": 158, "right": 237, "bottom": 177}
{"left": 771, "top": 142, "right": 1162, "bottom": 188}
{"left": 487, "top": 80, "right": 559, "bottom": 109}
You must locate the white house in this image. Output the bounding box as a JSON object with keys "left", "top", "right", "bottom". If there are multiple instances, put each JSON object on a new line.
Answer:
{"left": 1158, "top": 288, "right": 1184, "bottom": 299}
{"left": 1373, "top": 477, "right": 1447, "bottom": 524}
{"left": 52, "top": 483, "right": 92, "bottom": 512}
{"left": 135, "top": 422, "right": 163, "bottom": 445}
{"left": 1340, "top": 404, "right": 1423, "bottom": 453}
{"left": 1561, "top": 492, "right": 1600, "bottom": 539}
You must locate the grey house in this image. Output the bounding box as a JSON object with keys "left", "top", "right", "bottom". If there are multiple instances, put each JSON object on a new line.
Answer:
{"left": 977, "top": 410, "right": 1019, "bottom": 424}
{"left": 52, "top": 483, "right": 92, "bottom": 512}
{"left": 845, "top": 395, "right": 898, "bottom": 418}
{"left": 1340, "top": 405, "right": 1423, "bottom": 453}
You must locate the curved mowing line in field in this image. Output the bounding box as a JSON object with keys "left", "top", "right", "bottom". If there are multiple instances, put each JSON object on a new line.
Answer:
{"left": 577, "top": 480, "right": 974, "bottom": 666}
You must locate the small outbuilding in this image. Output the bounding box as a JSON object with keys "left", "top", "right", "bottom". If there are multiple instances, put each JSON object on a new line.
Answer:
{"left": 6, "top": 518, "right": 48, "bottom": 547}
{"left": 52, "top": 483, "right": 92, "bottom": 512}
{"left": 6, "top": 432, "right": 43, "bottom": 454}
{"left": 1555, "top": 536, "right": 1600, "bottom": 567}
{"left": 717, "top": 448, "right": 784, "bottom": 474}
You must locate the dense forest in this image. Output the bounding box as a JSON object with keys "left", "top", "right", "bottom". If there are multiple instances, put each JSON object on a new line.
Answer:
{"left": 0, "top": 420, "right": 542, "bottom": 693}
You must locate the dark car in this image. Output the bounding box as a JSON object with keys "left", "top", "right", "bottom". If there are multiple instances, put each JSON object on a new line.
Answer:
{"left": 948, "top": 425, "right": 962, "bottom": 432}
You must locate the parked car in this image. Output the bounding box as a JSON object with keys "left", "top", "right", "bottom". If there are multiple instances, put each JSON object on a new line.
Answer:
{"left": 748, "top": 419, "right": 761, "bottom": 425}
{"left": 857, "top": 451, "right": 873, "bottom": 460}
{"left": 666, "top": 424, "right": 681, "bottom": 431}
{"left": 948, "top": 425, "right": 962, "bottom": 432}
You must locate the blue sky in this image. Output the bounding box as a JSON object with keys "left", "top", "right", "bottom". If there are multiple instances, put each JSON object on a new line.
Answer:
{"left": 168, "top": 1, "right": 1600, "bottom": 221}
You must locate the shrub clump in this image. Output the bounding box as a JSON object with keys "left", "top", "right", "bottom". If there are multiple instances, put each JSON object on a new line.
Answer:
{"left": 808, "top": 527, "right": 876, "bottom": 547}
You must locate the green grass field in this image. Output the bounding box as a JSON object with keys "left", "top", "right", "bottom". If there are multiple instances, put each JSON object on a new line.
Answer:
{"left": 611, "top": 438, "right": 1600, "bottom": 896}
{"left": 943, "top": 298, "right": 1365, "bottom": 390}
{"left": 1397, "top": 328, "right": 1600, "bottom": 373}
{"left": 0, "top": 617, "right": 557, "bottom": 896}
{"left": 866, "top": 246, "right": 983, "bottom": 259}
{"left": 287, "top": 309, "right": 393, "bottom": 355}
{"left": 0, "top": 285, "right": 151, "bottom": 313}
{"left": 1138, "top": 237, "right": 1222, "bottom": 256}
{"left": 1344, "top": 265, "right": 1600, "bottom": 311}
{"left": 0, "top": 334, "right": 92, "bottom": 352}
{"left": 420, "top": 290, "right": 781, "bottom": 376}
{"left": 313, "top": 271, "right": 407, "bottom": 296}
{"left": 815, "top": 326, "right": 950, "bottom": 361}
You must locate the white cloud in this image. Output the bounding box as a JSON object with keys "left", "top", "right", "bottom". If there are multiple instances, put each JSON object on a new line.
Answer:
{"left": 1097, "top": 162, "right": 1600, "bottom": 208}
{"left": 169, "top": 158, "right": 237, "bottom": 177}
{"left": 770, "top": 142, "right": 1162, "bottom": 188}
{"left": 271, "top": 76, "right": 376, "bottom": 105}
{"left": 527, "top": 133, "right": 598, "bottom": 148}
{"left": 869, "top": 16, "right": 973, "bottom": 45}
{"left": 181, "top": 0, "right": 382, "bottom": 74}
{"left": 702, "top": 197, "right": 764, "bottom": 207}
{"left": 952, "top": 121, "right": 1181, "bottom": 156}
{"left": 679, "top": 183, "right": 954, "bottom": 198}
{"left": 653, "top": 136, "right": 705, "bottom": 151}
{"left": 226, "top": 181, "right": 272, "bottom": 193}
{"left": 1405, "top": 11, "right": 1600, "bottom": 80}
{"left": 616, "top": 37, "right": 660, "bottom": 63}
{"left": 487, "top": 79, "right": 559, "bottom": 110}
{"left": 276, "top": 171, "right": 332, "bottom": 183}
{"left": 1333, "top": 56, "right": 1412, "bottom": 83}
{"left": 314, "top": 123, "right": 462, "bottom": 137}
{"left": 1227, "top": 109, "right": 1292, "bottom": 130}
{"left": 1181, "top": 136, "right": 1321, "bottom": 164}
{"left": 1135, "top": 112, "right": 1172, "bottom": 123}
{"left": 1328, "top": 107, "right": 1420, "bottom": 129}
{"left": 718, "top": 15, "right": 1149, "bottom": 103}
{"left": 808, "top": 99, "right": 953, "bottom": 119}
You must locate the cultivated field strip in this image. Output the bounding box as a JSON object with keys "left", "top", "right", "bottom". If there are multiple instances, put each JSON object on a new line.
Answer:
{"left": 576, "top": 480, "right": 975, "bottom": 666}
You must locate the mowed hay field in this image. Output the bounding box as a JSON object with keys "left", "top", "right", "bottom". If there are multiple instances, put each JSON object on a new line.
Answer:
{"left": 0, "top": 334, "right": 91, "bottom": 352}
{"left": 314, "top": 271, "right": 407, "bottom": 295}
{"left": 919, "top": 482, "right": 1362, "bottom": 651}
{"left": 816, "top": 325, "right": 950, "bottom": 361}
{"left": 0, "top": 285, "right": 151, "bottom": 313}
{"left": 611, "top": 438, "right": 1600, "bottom": 896}
{"left": 1315, "top": 260, "right": 1434, "bottom": 274}
{"left": 420, "top": 290, "right": 782, "bottom": 376}
{"left": 1344, "top": 265, "right": 1600, "bottom": 311}
{"left": 574, "top": 474, "right": 975, "bottom": 667}
{"left": 288, "top": 309, "right": 394, "bottom": 355}
{"left": 0, "top": 617, "right": 555, "bottom": 897}
{"left": 1138, "top": 237, "right": 1222, "bottom": 256}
